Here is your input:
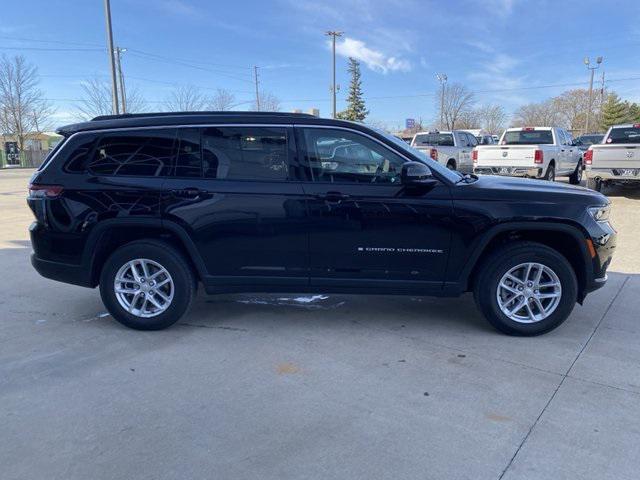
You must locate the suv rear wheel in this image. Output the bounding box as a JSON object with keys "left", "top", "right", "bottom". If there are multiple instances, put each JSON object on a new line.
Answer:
{"left": 99, "top": 240, "right": 196, "bottom": 330}
{"left": 473, "top": 242, "right": 577, "bottom": 336}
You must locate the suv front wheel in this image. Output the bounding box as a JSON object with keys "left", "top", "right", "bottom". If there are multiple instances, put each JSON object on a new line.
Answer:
{"left": 99, "top": 240, "right": 196, "bottom": 330}
{"left": 473, "top": 242, "right": 577, "bottom": 336}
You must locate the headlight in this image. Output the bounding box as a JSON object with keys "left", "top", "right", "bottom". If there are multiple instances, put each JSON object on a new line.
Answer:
{"left": 588, "top": 205, "right": 610, "bottom": 222}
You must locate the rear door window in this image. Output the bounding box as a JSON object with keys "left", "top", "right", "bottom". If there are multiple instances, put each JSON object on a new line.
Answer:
{"left": 201, "top": 127, "right": 289, "bottom": 181}
{"left": 87, "top": 129, "right": 177, "bottom": 177}
{"left": 607, "top": 126, "right": 640, "bottom": 144}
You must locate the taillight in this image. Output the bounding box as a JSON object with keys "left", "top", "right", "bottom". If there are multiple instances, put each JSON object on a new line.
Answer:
{"left": 634, "top": 123, "right": 640, "bottom": 128}
{"left": 430, "top": 148, "right": 438, "bottom": 161}
{"left": 584, "top": 149, "right": 593, "bottom": 165}
{"left": 472, "top": 149, "right": 478, "bottom": 163}
{"left": 28, "top": 184, "right": 63, "bottom": 198}
{"left": 534, "top": 150, "right": 544, "bottom": 164}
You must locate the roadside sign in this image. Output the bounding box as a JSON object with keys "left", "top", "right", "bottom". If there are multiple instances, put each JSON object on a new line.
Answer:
{"left": 405, "top": 118, "right": 415, "bottom": 129}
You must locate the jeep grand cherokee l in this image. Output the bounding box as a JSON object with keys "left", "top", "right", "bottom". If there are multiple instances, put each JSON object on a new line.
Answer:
{"left": 28, "top": 112, "right": 616, "bottom": 336}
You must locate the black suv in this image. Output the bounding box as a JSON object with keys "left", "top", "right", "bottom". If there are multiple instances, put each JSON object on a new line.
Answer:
{"left": 28, "top": 112, "right": 616, "bottom": 335}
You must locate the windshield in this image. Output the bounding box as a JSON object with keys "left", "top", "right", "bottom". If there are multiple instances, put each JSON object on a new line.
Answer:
{"left": 372, "top": 127, "right": 460, "bottom": 183}
{"left": 607, "top": 126, "right": 640, "bottom": 144}
{"left": 503, "top": 130, "right": 554, "bottom": 145}
{"left": 412, "top": 133, "right": 454, "bottom": 147}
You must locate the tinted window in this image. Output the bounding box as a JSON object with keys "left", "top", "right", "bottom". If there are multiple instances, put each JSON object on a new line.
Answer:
{"left": 578, "top": 135, "right": 604, "bottom": 145}
{"left": 503, "top": 130, "right": 554, "bottom": 145}
{"left": 174, "top": 128, "right": 202, "bottom": 178}
{"left": 607, "top": 126, "right": 640, "bottom": 144}
{"left": 413, "top": 133, "right": 454, "bottom": 147}
{"left": 201, "top": 127, "right": 288, "bottom": 181}
{"left": 63, "top": 135, "right": 98, "bottom": 173}
{"left": 88, "top": 129, "right": 176, "bottom": 176}
{"left": 301, "top": 128, "right": 406, "bottom": 184}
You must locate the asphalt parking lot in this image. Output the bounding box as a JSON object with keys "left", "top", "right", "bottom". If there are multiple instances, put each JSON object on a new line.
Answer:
{"left": 2, "top": 168, "right": 639, "bottom": 480}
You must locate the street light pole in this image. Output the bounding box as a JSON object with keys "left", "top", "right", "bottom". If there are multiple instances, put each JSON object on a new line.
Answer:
{"left": 325, "top": 31, "right": 343, "bottom": 119}
{"left": 253, "top": 65, "right": 260, "bottom": 111}
{"left": 115, "top": 47, "right": 127, "bottom": 113}
{"left": 436, "top": 73, "right": 447, "bottom": 129}
{"left": 584, "top": 56, "right": 603, "bottom": 134}
{"left": 103, "top": 0, "right": 119, "bottom": 115}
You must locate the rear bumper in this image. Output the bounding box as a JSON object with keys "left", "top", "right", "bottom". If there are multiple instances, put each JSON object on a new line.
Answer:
{"left": 586, "top": 168, "right": 640, "bottom": 182}
{"left": 31, "top": 253, "right": 94, "bottom": 288}
{"left": 474, "top": 166, "right": 542, "bottom": 178}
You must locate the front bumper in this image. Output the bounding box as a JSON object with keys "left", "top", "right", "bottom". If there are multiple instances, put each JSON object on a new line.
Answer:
{"left": 585, "top": 168, "right": 640, "bottom": 182}
{"left": 474, "top": 166, "right": 542, "bottom": 178}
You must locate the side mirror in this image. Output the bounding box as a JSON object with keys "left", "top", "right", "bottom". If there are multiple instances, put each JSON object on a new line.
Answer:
{"left": 401, "top": 162, "right": 436, "bottom": 186}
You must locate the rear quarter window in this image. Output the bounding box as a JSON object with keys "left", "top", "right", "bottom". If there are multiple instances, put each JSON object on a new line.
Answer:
{"left": 86, "top": 129, "right": 177, "bottom": 177}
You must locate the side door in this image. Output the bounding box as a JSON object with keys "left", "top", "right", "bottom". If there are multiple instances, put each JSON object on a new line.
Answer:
{"left": 296, "top": 126, "right": 454, "bottom": 292}
{"left": 461, "top": 133, "right": 477, "bottom": 173}
{"left": 564, "top": 130, "right": 579, "bottom": 170}
{"left": 557, "top": 129, "right": 570, "bottom": 173}
{"left": 161, "top": 125, "right": 309, "bottom": 289}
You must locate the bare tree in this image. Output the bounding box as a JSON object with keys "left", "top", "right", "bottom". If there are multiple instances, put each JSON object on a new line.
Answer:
{"left": 252, "top": 91, "right": 281, "bottom": 112}
{"left": 551, "top": 89, "right": 592, "bottom": 132}
{"left": 512, "top": 99, "right": 561, "bottom": 127}
{"left": 476, "top": 104, "right": 507, "bottom": 134}
{"left": 163, "top": 85, "right": 207, "bottom": 112}
{"left": 439, "top": 83, "right": 475, "bottom": 130}
{"left": 75, "top": 77, "right": 146, "bottom": 120}
{"left": 209, "top": 88, "right": 236, "bottom": 111}
{"left": 0, "top": 55, "right": 53, "bottom": 150}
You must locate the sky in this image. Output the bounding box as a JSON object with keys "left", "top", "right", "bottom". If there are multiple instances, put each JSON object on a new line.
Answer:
{"left": 2, "top": 0, "right": 640, "bottom": 130}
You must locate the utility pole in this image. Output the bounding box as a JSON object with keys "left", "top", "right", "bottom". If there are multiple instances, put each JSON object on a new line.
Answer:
{"left": 115, "top": 47, "right": 127, "bottom": 113}
{"left": 253, "top": 65, "right": 260, "bottom": 111}
{"left": 584, "top": 56, "right": 603, "bottom": 134}
{"left": 325, "top": 31, "right": 343, "bottom": 119}
{"left": 103, "top": 0, "right": 119, "bottom": 115}
{"left": 436, "top": 73, "right": 447, "bottom": 129}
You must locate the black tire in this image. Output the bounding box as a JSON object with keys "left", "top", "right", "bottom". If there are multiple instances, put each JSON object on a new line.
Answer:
{"left": 586, "top": 177, "right": 602, "bottom": 192}
{"left": 569, "top": 160, "right": 583, "bottom": 185}
{"left": 543, "top": 163, "right": 556, "bottom": 181}
{"left": 473, "top": 241, "right": 577, "bottom": 336}
{"left": 446, "top": 159, "right": 456, "bottom": 170}
{"left": 99, "top": 240, "right": 196, "bottom": 330}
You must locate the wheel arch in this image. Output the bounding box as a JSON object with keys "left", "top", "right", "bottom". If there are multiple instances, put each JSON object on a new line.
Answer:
{"left": 83, "top": 218, "right": 208, "bottom": 287}
{"left": 459, "top": 222, "right": 593, "bottom": 302}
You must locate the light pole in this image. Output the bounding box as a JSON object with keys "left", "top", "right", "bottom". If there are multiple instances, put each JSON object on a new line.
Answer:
{"left": 584, "top": 56, "right": 603, "bottom": 134}
{"left": 436, "top": 73, "right": 447, "bottom": 129}
{"left": 115, "top": 47, "right": 127, "bottom": 113}
{"left": 325, "top": 31, "right": 343, "bottom": 118}
{"left": 103, "top": 0, "right": 119, "bottom": 115}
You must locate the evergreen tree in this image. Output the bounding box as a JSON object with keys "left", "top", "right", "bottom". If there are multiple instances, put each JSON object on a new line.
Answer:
{"left": 627, "top": 102, "right": 640, "bottom": 123}
{"left": 336, "top": 57, "right": 369, "bottom": 122}
{"left": 600, "top": 93, "right": 629, "bottom": 130}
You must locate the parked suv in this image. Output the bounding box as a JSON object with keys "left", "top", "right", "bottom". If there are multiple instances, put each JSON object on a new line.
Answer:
{"left": 29, "top": 112, "right": 616, "bottom": 335}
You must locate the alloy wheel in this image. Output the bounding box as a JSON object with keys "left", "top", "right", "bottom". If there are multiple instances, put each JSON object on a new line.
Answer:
{"left": 496, "top": 262, "right": 562, "bottom": 323}
{"left": 113, "top": 258, "right": 174, "bottom": 318}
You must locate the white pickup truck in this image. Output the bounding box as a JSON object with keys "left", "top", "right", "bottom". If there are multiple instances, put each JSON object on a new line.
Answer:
{"left": 585, "top": 123, "right": 640, "bottom": 191}
{"left": 473, "top": 127, "right": 583, "bottom": 184}
{"left": 410, "top": 130, "right": 477, "bottom": 173}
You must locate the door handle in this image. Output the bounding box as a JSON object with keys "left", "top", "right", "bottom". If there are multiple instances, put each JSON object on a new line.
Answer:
{"left": 315, "top": 192, "right": 350, "bottom": 203}
{"left": 171, "top": 187, "right": 206, "bottom": 199}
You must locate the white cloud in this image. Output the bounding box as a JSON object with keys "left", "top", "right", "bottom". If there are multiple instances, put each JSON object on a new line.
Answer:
{"left": 333, "top": 37, "right": 411, "bottom": 74}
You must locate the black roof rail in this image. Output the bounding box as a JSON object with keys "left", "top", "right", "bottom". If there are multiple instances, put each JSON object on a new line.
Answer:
{"left": 90, "top": 111, "right": 316, "bottom": 122}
